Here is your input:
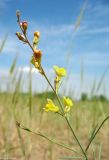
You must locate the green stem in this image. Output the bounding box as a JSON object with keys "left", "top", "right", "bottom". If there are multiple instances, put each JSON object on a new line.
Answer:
{"left": 85, "top": 115, "right": 109, "bottom": 152}
{"left": 65, "top": 117, "right": 87, "bottom": 159}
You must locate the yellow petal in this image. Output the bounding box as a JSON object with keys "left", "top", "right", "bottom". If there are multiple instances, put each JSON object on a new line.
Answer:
{"left": 44, "top": 99, "right": 59, "bottom": 113}
{"left": 63, "top": 97, "right": 73, "bottom": 107}
{"left": 53, "top": 65, "right": 66, "bottom": 77}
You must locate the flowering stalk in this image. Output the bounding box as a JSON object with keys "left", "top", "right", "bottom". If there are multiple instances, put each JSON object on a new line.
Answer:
{"left": 16, "top": 10, "right": 88, "bottom": 159}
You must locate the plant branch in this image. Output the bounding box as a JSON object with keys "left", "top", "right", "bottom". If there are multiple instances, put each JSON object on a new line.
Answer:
{"left": 85, "top": 115, "right": 109, "bottom": 152}
{"left": 16, "top": 121, "right": 83, "bottom": 156}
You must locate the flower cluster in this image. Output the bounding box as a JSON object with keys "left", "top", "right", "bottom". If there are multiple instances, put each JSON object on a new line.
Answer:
{"left": 44, "top": 96, "right": 73, "bottom": 114}
{"left": 44, "top": 65, "right": 73, "bottom": 115}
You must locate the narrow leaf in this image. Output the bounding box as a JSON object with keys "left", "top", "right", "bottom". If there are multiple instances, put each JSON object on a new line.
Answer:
{"left": 96, "top": 66, "right": 109, "bottom": 93}
{"left": 74, "top": 0, "right": 88, "bottom": 31}
{"left": 0, "top": 34, "right": 8, "bottom": 53}
{"left": 98, "top": 144, "right": 102, "bottom": 160}
{"left": 28, "top": 64, "right": 32, "bottom": 116}
{"left": 10, "top": 53, "right": 19, "bottom": 74}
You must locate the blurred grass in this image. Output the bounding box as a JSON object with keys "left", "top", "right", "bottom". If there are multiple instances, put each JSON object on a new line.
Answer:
{"left": 0, "top": 89, "right": 109, "bottom": 159}
{"left": 74, "top": 0, "right": 88, "bottom": 31}
{"left": 0, "top": 34, "right": 8, "bottom": 53}
{"left": 10, "top": 53, "right": 19, "bottom": 75}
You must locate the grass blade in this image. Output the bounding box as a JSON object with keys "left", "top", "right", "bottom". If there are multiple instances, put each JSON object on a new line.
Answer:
{"left": 95, "top": 66, "right": 109, "bottom": 93}
{"left": 16, "top": 122, "right": 26, "bottom": 159}
{"left": 74, "top": 0, "right": 88, "bottom": 31}
{"left": 59, "top": 156, "right": 83, "bottom": 159}
{"left": 85, "top": 115, "right": 109, "bottom": 152}
{"left": 0, "top": 34, "right": 8, "bottom": 53}
{"left": 90, "top": 77, "right": 96, "bottom": 97}
{"left": 11, "top": 70, "right": 27, "bottom": 159}
{"left": 10, "top": 53, "right": 19, "bottom": 75}
{"left": 92, "top": 147, "right": 96, "bottom": 160}
{"left": 28, "top": 64, "right": 32, "bottom": 116}
{"left": 89, "top": 123, "right": 99, "bottom": 141}
{"left": 80, "top": 57, "right": 84, "bottom": 90}
{"left": 98, "top": 144, "right": 102, "bottom": 160}
{"left": 11, "top": 70, "right": 22, "bottom": 105}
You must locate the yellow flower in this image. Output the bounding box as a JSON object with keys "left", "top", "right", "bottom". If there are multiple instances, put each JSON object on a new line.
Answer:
{"left": 63, "top": 97, "right": 73, "bottom": 113}
{"left": 63, "top": 97, "right": 73, "bottom": 107}
{"left": 44, "top": 99, "right": 59, "bottom": 113}
{"left": 53, "top": 66, "right": 66, "bottom": 77}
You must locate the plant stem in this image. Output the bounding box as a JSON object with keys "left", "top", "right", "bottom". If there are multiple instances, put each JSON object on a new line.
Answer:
{"left": 85, "top": 115, "right": 109, "bottom": 152}
{"left": 65, "top": 117, "right": 87, "bottom": 159}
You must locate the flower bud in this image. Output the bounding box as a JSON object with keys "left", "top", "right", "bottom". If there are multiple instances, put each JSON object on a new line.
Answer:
{"left": 34, "top": 49, "right": 42, "bottom": 60}
{"left": 16, "top": 10, "right": 20, "bottom": 18}
{"left": 34, "top": 31, "right": 40, "bottom": 38}
{"left": 20, "top": 21, "right": 28, "bottom": 33}
{"left": 31, "top": 54, "right": 43, "bottom": 74}
{"left": 16, "top": 32, "right": 27, "bottom": 43}
{"left": 33, "top": 31, "right": 40, "bottom": 49}
{"left": 33, "top": 49, "right": 42, "bottom": 65}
